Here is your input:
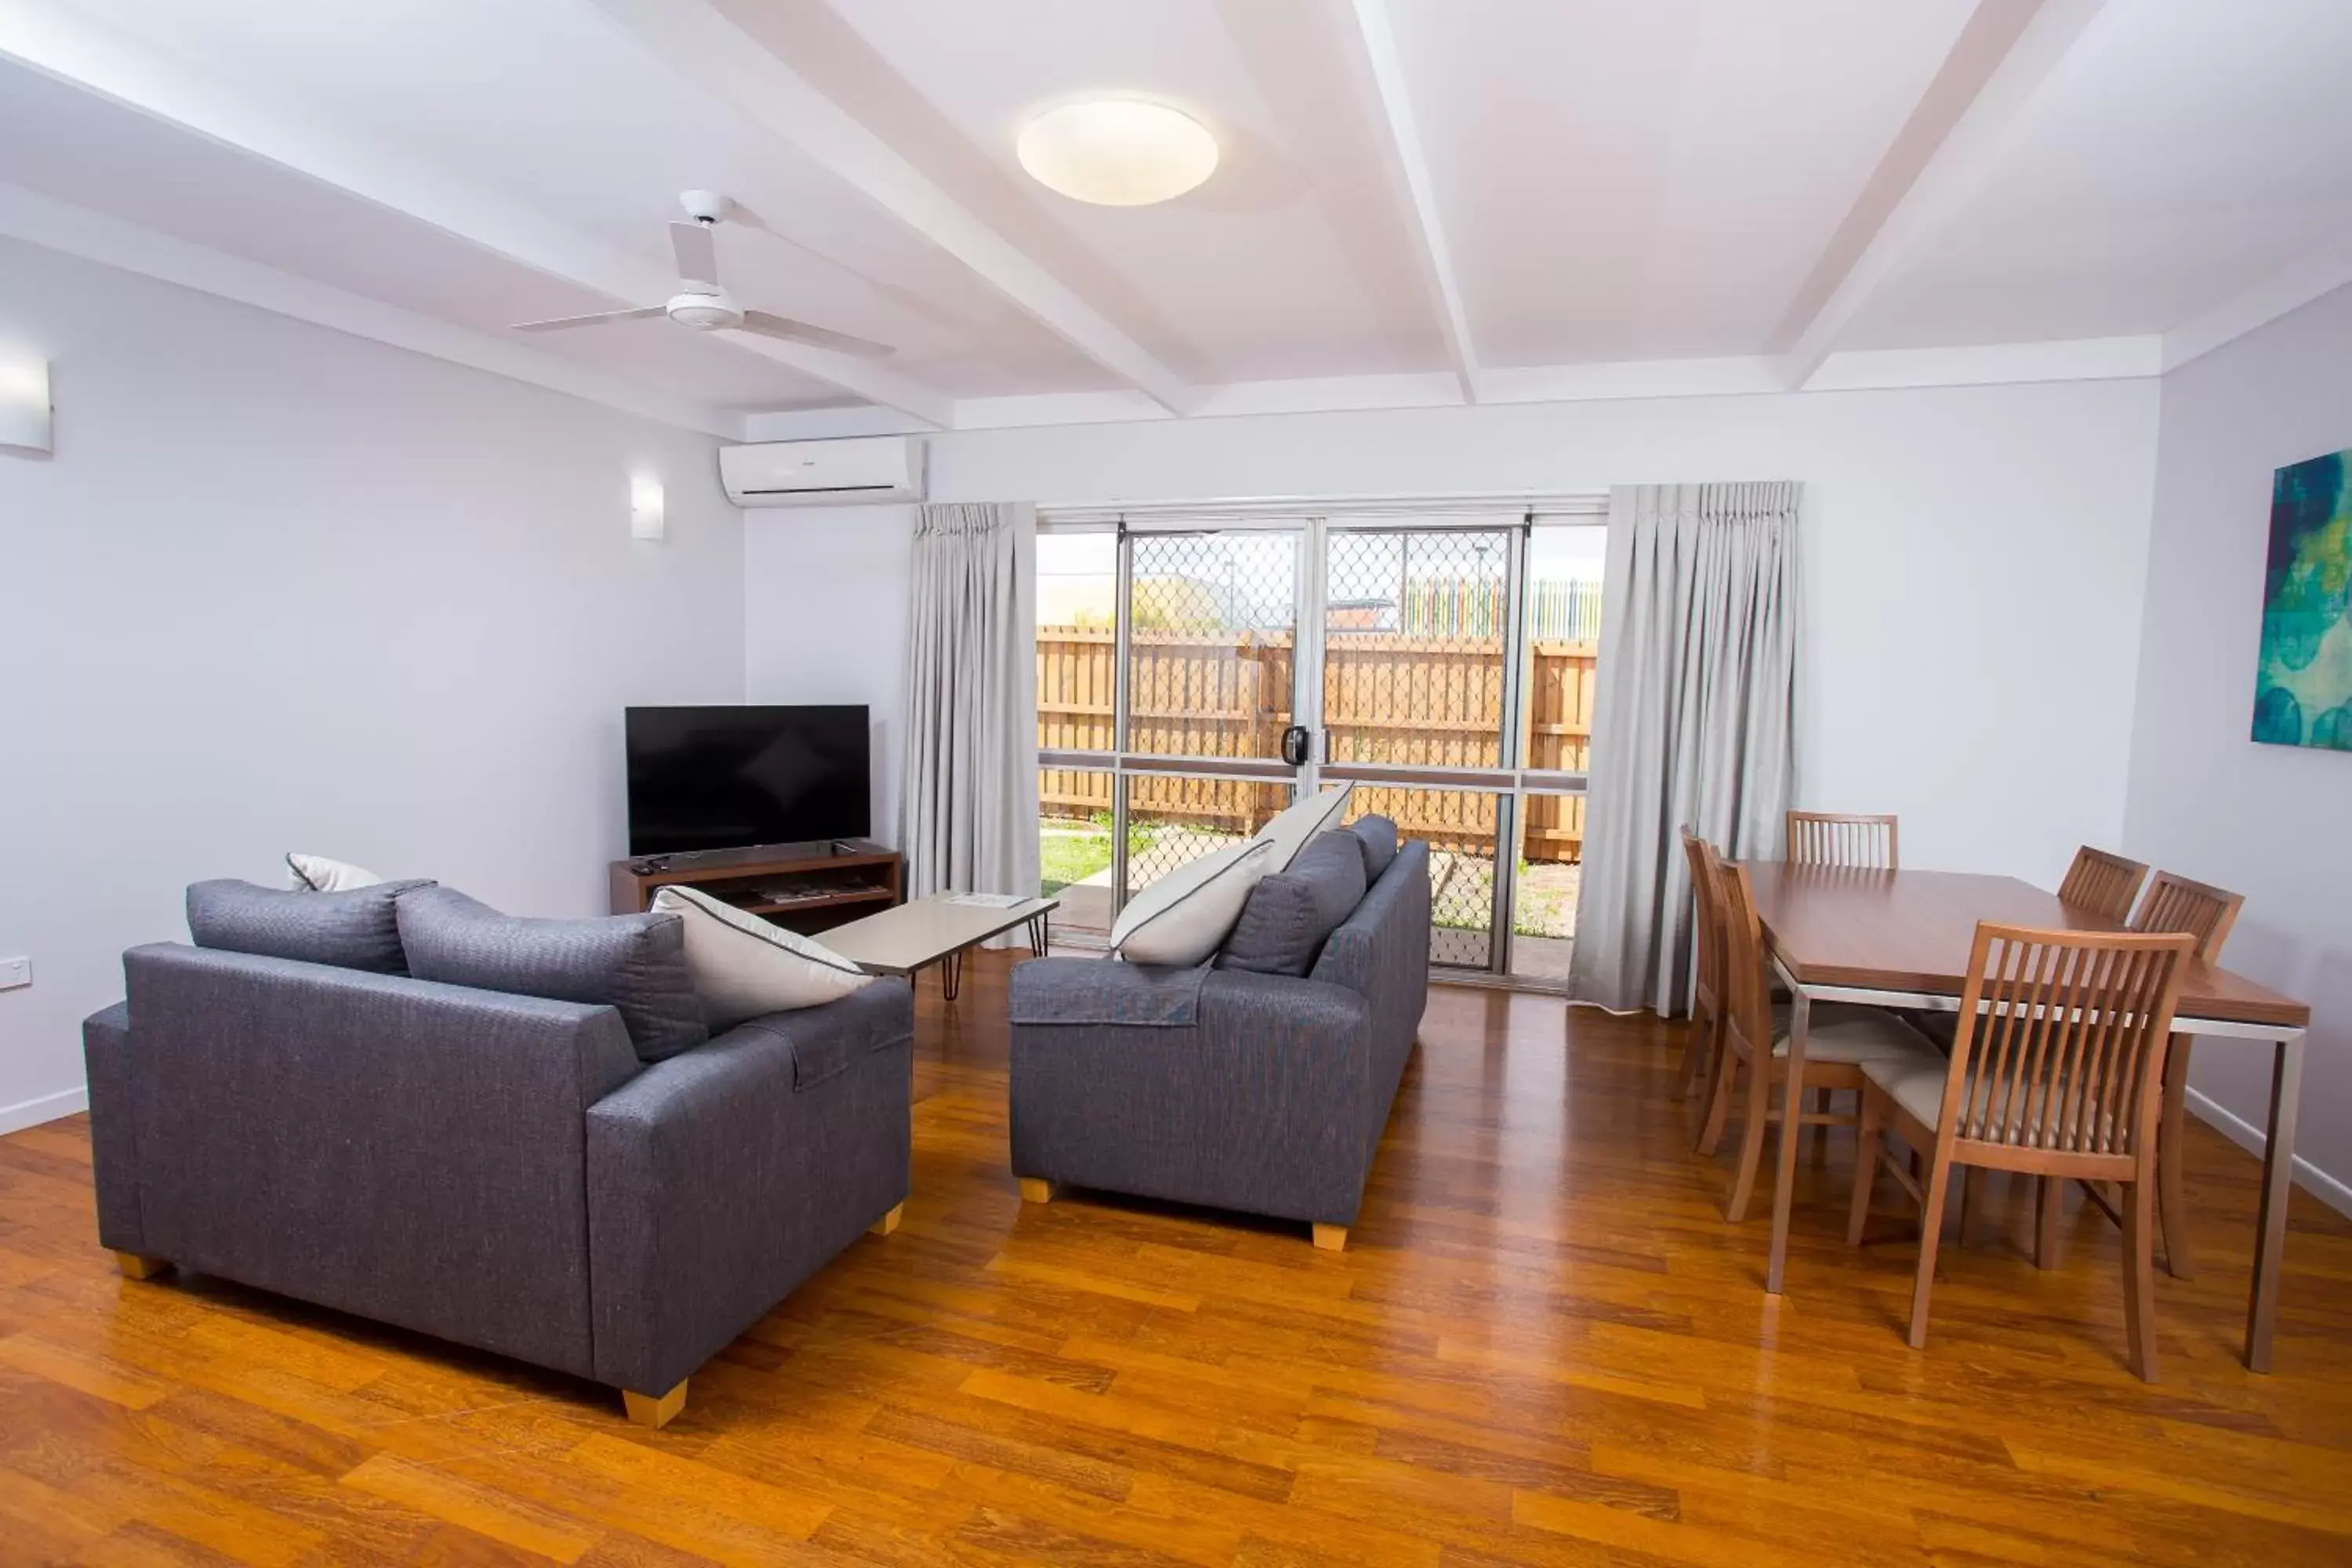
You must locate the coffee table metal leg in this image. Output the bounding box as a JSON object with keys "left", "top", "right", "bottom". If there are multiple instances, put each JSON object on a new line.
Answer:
{"left": 942, "top": 948, "right": 964, "bottom": 1002}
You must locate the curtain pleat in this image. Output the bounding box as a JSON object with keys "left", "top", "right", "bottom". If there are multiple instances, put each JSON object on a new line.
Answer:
{"left": 1568, "top": 481, "right": 1801, "bottom": 1014}
{"left": 900, "top": 503, "right": 1041, "bottom": 939}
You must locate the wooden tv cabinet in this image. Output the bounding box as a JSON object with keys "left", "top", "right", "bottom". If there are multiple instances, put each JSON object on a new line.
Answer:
{"left": 608, "top": 840, "right": 904, "bottom": 937}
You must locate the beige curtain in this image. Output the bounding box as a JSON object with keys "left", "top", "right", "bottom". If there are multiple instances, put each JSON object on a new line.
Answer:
{"left": 1569, "top": 482, "right": 1801, "bottom": 1014}
{"left": 900, "top": 503, "right": 1040, "bottom": 935}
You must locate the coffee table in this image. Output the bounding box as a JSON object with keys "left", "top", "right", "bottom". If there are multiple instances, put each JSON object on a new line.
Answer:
{"left": 821, "top": 893, "right": 1059, "bottom": 1000}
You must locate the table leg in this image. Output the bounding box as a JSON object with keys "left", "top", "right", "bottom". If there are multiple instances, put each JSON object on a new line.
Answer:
{"left": 1766, "top": 989, "right": 1810, "bottom": 1294}
{"left": 942, "top": 948, "right": 964, "bottom": 1003}
{"left": 2247, "top": 1033, "right": 2304, "bottom": 1372}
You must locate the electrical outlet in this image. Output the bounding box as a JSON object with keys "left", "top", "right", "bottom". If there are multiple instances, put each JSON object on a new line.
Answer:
{"left": 0, "top": 956, "right": 28, "bottom": 992}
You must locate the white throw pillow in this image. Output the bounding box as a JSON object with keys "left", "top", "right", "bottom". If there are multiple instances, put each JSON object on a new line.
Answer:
{"left": 1111, "top": 839, "right": 1276, "bottom": 967}
{"left": 652, "top": 884, "right": 873, "bottom": 1028}
{"left": 1249, "top": 784, "right": 1356, "bottom": 873}
{"left": 286, "top": 853, "right": 383, "bottom": 892}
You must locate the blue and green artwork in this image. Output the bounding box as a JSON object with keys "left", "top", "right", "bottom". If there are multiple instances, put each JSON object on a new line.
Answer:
{"left": 2252, "top": 448, "right": 2352, "bottom": 750}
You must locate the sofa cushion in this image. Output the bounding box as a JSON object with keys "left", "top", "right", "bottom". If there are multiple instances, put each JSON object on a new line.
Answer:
{"left": 187, "top": 878, "right": 431, "bottom": 975}
{"left": 397, "top": 887, "right": 707, "bottom": 1062}
{"left": 285, "top": 852, "right": 383, "bottom": 891}
{"left": 651, "top": 884, "right": 873, "bottom": 1029}
{"left": 1217, "top": 829, "right": 1369, "bottom": 978}
{"left": 1110, "top": 839, "right": 1275, "bottom": 967}
{"left": 1248, "top": 784, "right": 1354, "bottom": 873}
{"left": 1348, "top": 815, "right": 1399, "bottom": 882}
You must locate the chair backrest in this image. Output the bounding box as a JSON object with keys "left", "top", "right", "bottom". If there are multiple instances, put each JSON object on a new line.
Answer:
{"left": 2130, "top": 870, "right": 2244, "bottom": 962}
{"left": 1785, "top": 811, "right": 1898, "bottom": 870}
{"left": 2056, "top": 845, "right": 2150, "bottom": 922}
{"left": 1679, "top": 829, "right": 1723, "bottom": 1014}
{"left": 1711, "top": 858, "right": 1777, "bottom": 1063}
{"left": 1943, "top": 924, "right": 2194, "bottom": 1161}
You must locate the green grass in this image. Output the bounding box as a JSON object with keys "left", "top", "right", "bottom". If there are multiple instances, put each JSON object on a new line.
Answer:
{"left": 1040, "top": 830, "right": 1112, "bottom": 896}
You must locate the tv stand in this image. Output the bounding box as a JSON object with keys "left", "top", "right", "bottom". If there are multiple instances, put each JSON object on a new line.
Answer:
{"left": 609, "top": 840, "right": 904, "bottom": 937}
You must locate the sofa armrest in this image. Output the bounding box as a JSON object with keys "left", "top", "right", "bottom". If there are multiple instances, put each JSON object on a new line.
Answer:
{"left": 83, "top": 1002, "right": 143, "bottom": 1255}
{"left": 1010, "top": 968, "right": 1374, "bottom": 1225}
{"left": 584, "top": 979, "right": 913, "bottom": 1396}
{"left": 1008, "top": 954, "right": 1208, "bottom": 1026}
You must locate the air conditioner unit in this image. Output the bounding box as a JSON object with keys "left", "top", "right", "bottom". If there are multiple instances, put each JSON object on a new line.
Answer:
{"left": 718, "top": 436, "right": 928, "bottom": 507}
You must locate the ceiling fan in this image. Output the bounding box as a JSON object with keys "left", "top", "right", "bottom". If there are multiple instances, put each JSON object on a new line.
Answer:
{"left": 511, "top": 191, "right": 893, "bottom": 358}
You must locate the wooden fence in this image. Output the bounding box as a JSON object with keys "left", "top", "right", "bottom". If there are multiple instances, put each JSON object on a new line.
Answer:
{"left": 1036, "top": 627, "right": 1594, "bottom": 863}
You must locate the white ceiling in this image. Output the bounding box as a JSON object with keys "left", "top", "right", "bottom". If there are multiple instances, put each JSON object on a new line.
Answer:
{"left": 2, "top": 0, "right": 2348, "bottom": 436}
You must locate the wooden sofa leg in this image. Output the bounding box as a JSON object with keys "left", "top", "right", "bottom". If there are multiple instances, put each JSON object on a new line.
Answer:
{"left": 869, "top": 1203, "right": 904, "bottom": 1236}
{"left": 113, "top": 1251, "right": 170, "bottom": 1280}
{"left": 1018, "top": 1178, "right": 1055, "bottom": 1204}
{"left": 622, "top": 1378, "right": 688, "bottom": 1430}
{"left": 1312, "top": 1225, "right": 1348, "bottom": 1253}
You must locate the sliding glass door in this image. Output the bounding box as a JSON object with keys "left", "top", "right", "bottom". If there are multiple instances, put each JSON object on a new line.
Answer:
{"left": 1120, "top": 529, "right": 1301, "bottom": 901}
{"left": 1319, "top": 524, "right": 1516, "bottom": 967}
{"left": 1036, "top": 509, "right": 1605, "bottom": 978}
{"left": 1036, "top": 524, "right": 1306, "bottom": 935}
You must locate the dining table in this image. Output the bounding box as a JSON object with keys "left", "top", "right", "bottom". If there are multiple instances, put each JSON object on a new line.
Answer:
{"left": 1739, "top": 862, "right": 2314, "bottom": 1371}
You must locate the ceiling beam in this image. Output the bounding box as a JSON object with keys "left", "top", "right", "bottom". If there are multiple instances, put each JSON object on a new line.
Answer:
{"left": 0, "top": 0, "right": 954, "bottom": 429}
{"left": 1335, "top": 0, "right": 1479, "bottom": 404}
{"left": 1773, "top": 0, "right": 2119, "bottom": 390}
{"left": 584, "top": 0, "right": 1195, "bottom": 418}
{"left": 2161, "top": 233, "right": 2352, "bottom": 372}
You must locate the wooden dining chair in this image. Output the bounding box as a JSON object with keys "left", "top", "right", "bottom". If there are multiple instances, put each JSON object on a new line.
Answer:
{"left": 1845, "top": 924, "right": 2195, "bottom": 1378}
{"left": 1700, "top": 857, "right": 1942, "bottom": 1222}
{"left": 1676, "top": 829, "right": 1726, "bottom": 1109}
{"left": 2128, "top": 871, "right": 2245, "bottom": 1279}
{"left": 1785, "top": 811, "right": 1899, "bottom": 870}
{"left": 2056, "top": 845, "right": 2150, "bottom": 921}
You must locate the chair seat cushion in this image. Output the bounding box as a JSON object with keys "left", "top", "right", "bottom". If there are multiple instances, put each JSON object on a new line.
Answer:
{"left": 1769, "top": 1006, "right": 1942, "bottom": 1066}
{"left": 1865, "top": 1060, "right": 2096, "bottom": 1145}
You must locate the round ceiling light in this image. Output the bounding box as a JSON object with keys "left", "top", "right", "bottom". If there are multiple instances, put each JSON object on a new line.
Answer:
{"left": 1017, "top": 100, "right": 1218, "bottom": 207}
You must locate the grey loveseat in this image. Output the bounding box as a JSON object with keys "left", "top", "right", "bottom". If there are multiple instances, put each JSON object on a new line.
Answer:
{"left": 1007, "top": 829, "right": 1431, "bottom": 1249}
{"left": 84, "top": 912, "right": 911, "bottom": 1429}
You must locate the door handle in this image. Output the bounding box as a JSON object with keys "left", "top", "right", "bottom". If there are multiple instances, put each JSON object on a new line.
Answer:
{"left": 1281, "top": 725, "right": 1310, "bottom": 766}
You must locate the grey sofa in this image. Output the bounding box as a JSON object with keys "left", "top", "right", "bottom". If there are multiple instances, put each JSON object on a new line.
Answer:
{"left": 84, "top": 938, "right": 912, "bottom": 1428}
{"left": 1007, "top": 834, "right": 1431, "bottom": 1248}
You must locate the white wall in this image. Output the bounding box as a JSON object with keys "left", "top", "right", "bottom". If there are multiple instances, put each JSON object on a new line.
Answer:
{"left": 746, "top": 380, "right": 2164, "bottom": 882}
{"left": 742, "top": 503, "right": 914, "bottom": 844}
{"left": 2123, "top": 283, "right": 2352, "bottom": 1206}
{"left": 0, "top": 235, "right": 745, "bottom": 1131}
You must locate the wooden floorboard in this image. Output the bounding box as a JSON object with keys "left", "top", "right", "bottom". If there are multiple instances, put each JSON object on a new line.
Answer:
{"left": 2, "top": 956, "right": 2348, "bottom": 1565}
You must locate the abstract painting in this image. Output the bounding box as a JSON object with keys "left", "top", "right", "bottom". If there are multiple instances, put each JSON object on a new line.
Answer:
{"left": 2253, "top": 448, "right": 2352, "bottom": 750}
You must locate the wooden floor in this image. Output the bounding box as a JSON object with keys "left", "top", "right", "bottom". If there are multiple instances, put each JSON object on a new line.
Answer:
{"left": 3, "top": 956, "right": 2350, "bottom": 1566}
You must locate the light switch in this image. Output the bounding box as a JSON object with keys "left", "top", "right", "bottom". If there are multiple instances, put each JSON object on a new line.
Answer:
{"left": 0, "top": 957, "right": 28, "bottom": 991}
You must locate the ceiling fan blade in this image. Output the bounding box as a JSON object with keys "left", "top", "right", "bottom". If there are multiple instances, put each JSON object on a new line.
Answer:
{"left": 670, "top": 221, "right": 720, "bottom": 287}
{"left": 512, "top": 305, "right": 668, "bottom": 332}
{"left": 737, "top": 309, "right": 895, "bottom": 358}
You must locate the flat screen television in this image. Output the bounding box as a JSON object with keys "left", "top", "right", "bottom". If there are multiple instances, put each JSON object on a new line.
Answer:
{"left": 625, "top": 705, "right": 870, "bottom": 856}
